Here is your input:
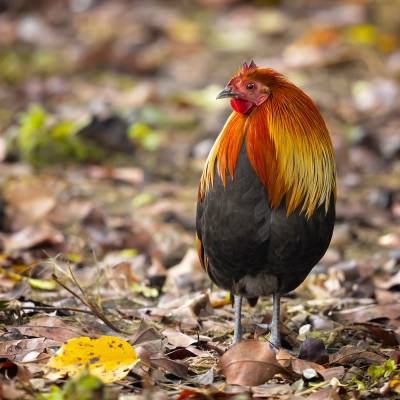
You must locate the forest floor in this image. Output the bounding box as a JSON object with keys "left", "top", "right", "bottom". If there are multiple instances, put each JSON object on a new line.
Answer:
{"left": 0, "top": 0, "right": 400, "bottom": 399}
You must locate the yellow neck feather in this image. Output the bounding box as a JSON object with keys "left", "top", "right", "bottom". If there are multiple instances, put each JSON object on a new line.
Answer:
{"left": 200, "top": 87, "right": 336, "bottom": 218}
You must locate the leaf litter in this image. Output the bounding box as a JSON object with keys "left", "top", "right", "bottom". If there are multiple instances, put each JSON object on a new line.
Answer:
{"left": 0, "top": 0, "right": 399, "bottom": 399}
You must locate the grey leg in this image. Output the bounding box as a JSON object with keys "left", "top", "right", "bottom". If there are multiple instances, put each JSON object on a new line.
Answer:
{"left": 232, "top": 295, "right": 242, "bottom": 345}
{"left": 271, "top": 292, "right": 281, "bottom": 348}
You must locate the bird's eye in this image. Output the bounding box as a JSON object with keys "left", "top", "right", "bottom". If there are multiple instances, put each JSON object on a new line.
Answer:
{"left": 246, "top": 82, "right": 255, "bottom": 90}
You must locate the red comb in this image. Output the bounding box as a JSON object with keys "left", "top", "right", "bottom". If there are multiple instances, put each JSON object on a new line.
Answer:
{"left": 242, "top": 60, "right": 257, "bottom": 70}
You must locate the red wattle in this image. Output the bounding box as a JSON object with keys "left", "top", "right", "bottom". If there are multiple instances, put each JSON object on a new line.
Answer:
{"left": 230, "top": 98, "right": 254, "bottom": 114}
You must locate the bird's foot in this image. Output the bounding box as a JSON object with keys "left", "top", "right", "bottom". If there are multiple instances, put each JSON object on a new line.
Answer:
{"left": 231, "top": 331, "right": 241, "bottom": 347}
{"left": 254, "top": 322, "right": 281, "bottom": 350}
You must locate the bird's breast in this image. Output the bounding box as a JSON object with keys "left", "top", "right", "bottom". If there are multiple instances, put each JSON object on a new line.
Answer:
{"left": 197, "top": 141, "right": 335, "bottom": 295}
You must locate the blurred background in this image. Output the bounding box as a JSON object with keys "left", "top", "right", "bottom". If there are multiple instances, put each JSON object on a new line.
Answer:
{"left": 0, "top": 0, "right": 400, "bottom": 343}
{"left": 1, "top": 0, "right": 400, "bottom": 397}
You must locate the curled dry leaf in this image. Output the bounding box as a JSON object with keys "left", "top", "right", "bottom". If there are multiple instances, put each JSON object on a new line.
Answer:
{"left": 130, "top": 320, "right": 163, "bottom": 346}
{"left": 329, "top": 345, "right": 385, "bottom": 366}
{"left": 277, "top": 349, "right": 325, "bottom": 377}
{"left": 45, "top": 336, "right": 139, "bottom": 383}
{"left": 163, "top": 329, "right": 197, "bottom": 348}
{"left": 299, "top": 338, "right": 329, "bottom": 364}
{"left": 219, "top": 340, "right": 288, "bottom": 386}
{"left": 332, "top": 303, "right": 400, "bottom": 323}
{"left": 363, "top": 323, "right": 400, "bottom": 346}
{"left": 149, "top": 352, "right": 188, "bottom": 378}
{"left": 0, "top": 338, "right": 58, "bottom": 361}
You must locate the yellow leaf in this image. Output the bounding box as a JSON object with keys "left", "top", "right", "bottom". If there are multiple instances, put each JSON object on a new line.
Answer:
{"left": 390, "top": 378, "right": 400, "bottom": 394}
{"left": 210, "top": 292, "right": 231, "bottom": 308}
{"left": 45, "top": 336, "right": 139, "bottom": 383}
{"left": 28, "top": 277, "right": 56, "bottom": 290}
{"left": 345, "top": 24, "right": 377, "bottom": 46}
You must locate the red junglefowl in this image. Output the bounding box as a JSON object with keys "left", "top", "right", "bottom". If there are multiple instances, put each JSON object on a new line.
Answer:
{"left": 196, "top": 61, "right": 336, "bottom": 348}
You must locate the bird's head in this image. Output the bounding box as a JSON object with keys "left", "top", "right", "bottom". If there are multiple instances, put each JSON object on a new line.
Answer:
{"left": 216, "top": 60, "right": 273, "bottom": 115}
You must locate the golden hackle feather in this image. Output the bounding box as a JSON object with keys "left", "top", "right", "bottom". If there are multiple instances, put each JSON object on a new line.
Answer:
{"left": 199, "top": 67, "right": 336, "bottom": 218}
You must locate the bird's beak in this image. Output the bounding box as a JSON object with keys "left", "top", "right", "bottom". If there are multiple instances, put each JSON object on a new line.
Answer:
{"left": 216, "top": 86, "right": 240, "bottom": 100}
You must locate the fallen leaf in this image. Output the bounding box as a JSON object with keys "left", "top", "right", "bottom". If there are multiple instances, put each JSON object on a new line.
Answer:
{"left": 130, "top": 320, "right": 163, "bottom": 346}
{"left": 299, "top": 338, "right": 329, "bottom": 365}
{"left": 0, "top": 382, "right": 26, "bottom": 400}
{"left": 332, "top": 303, "right": 400, "bottom": 323}
{"left": 149, "top": 353, "right": 188, "bottom": 378}
{"left": 28, "top": 277, "right": 56, "bottom": 291}
{"left": 2, "top": 225, "right": 63, "bottom": 252}
{"left": 375, "top": 289, "right": 400, "bottom": 305}
{"left": 0, "top": 338, "right": 58, "bottom": 361}
{"left": 374, "top": 270, "right": 400, "bottom": 290}
{"left": 277, "top": 349, "right": 326, "bottom": 377}
{"left": 220, "top": 340, "right": 287, "bottom": 386}
{"left": 163, "top": 329, "right": 197, "bottom": 348}
{"left": 320, "top": 366, "right": 345, "bottom": 381}
{"left": 329, "top": 345, "right": 385, "bottom": 366}
{"left": 45, "top": 336, "right": 139, "bottom": 383}
{"left": 251, "top": 383, "right": 293, "bottom": 397}
{"left": 364, "top": 323, "right": 400, "bottom": 346}
{"left": 190, "top": 368, "right": 214, "bottom": 385}
{"left": 308, "top": 387, "right": 341, "bottom": 400}
{"left": 4, "top": 179, "right": 56, "bottom": 226}
{"left": 15, "top": 316, "right": 84, "bottom": 342}
{"left": 390, "top": 378, "right": 400, "bottom": 395}
{"left": 87, "top": 166, "right": 144, "bottom": 185}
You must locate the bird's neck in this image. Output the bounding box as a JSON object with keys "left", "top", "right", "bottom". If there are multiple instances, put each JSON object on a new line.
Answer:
{"left": 200, "top": 99, "right": 336, "bottom": 218}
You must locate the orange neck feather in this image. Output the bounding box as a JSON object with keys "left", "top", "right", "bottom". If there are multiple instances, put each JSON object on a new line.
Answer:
{"left": 200, "top": 76, "right": 336, "bottom": 218}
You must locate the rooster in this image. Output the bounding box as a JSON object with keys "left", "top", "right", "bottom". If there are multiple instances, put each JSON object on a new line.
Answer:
{"left": 196, "top": 61, "right": 336, "bottom": 347}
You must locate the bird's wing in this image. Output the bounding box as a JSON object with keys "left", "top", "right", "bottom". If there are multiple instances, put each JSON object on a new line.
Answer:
{"left": 195, "top": 192, "right": 208, "bottom": 272}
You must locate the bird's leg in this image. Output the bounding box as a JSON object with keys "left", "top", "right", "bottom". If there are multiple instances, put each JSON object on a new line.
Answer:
{"left": 270, "top": 292, "right": 281, "bottom": 348}
{"left": 232, "top": 294, "right": 242, "bottom": 345}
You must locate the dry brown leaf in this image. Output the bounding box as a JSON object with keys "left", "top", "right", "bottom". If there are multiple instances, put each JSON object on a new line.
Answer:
{"left": 2, "top": 225, "right": 63, "bottom": 251}
{"left": 375, "top": 289, "right": 400, "bottom": 305}
{"left": 87, "top": 166, "right": 144, "bottom": 185}
{"left": 277, "top": 349, "right": 325, "bottom": 376}
{"left": 0, "top": 382, "right": 26, "bottom": 400}
{"left": 307, "top": 387, "right": 341, "bottom": 400}
{"left": 320, "top": 366, "right": 345, "bottom": 381}
{"left": 332, "top": 303, "right": 400, "bottom": 323}
{"left": 130, "top": 320, "right": 163, "bottom": 346}
{"left": 299, "top": 338, "right": 329, "bottom": 364}
{"left": 4, "top": 179, "right": 56, "bottom": 226}
{"left": 0, "top": 338, "right": 58, "bottom": 361}
{"left": 163, "top": 329, "right": 197, "bottom": 348}
{"left": 15, "top": 316, "right": 83, "bottom": 342}
{"left": 329, "top": 345, "right": 385, "bottom": 366}
{"left": 149, "top": 352, "right": 188, "bottom": 377}
{"left": 220, "top": 340, "right": 287, "bottom": 386}
{"left": 362, "top": 323, "right": 400, "bottom": 346}
{"left": 251, "top": 383, "right": 293, "bottom": 397}
{"left": 374, "top": 270, "right": 400, "bottom": 290}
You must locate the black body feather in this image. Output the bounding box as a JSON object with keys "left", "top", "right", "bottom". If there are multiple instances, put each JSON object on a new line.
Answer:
{"left": 196, "top": 143, "right": 335, "bottom": 298}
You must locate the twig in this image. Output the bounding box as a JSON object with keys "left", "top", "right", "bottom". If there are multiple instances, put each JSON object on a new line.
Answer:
{"left": 296, "top": 380, "right": 330, "bottom": 396}
{"left": 18, "top": 305, "right": 93, "bottom": 315}
{"left": 52, "top": 273, "right": 131, "bottom": 335}
{"left": 205, "top": 341, "right": 226, "bottom": 355}
{"left": 51, "top": 273, "right": 87, "bottom": 306}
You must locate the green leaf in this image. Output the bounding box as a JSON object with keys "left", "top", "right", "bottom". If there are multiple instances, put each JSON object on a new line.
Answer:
{"left": 128, "top": 122, "right": 160, "bottom": 151}
{"left": 354, "top": 379, "right": 366, "bottom": 391}
{"left": 131, "top": 282, "right": 159, "bottom": 298}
